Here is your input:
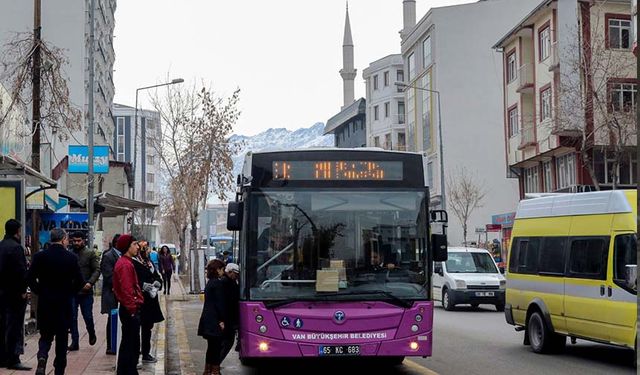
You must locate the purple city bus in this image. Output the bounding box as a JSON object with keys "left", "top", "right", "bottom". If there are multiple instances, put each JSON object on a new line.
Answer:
{"left": 226, "top": 149, "right": 448, "bottom": 366}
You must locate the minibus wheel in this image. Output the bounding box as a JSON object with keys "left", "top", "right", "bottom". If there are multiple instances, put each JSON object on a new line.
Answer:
{"left": 527, "top": 311, "right": 551, "bottom": 353}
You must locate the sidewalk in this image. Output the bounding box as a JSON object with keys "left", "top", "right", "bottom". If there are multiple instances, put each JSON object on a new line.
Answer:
{"left": 0, "top": 294, "right": 167, "bottom": 375}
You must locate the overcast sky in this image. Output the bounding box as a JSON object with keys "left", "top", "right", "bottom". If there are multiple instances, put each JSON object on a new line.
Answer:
{"left": 113, "top": 0, "right": 473, "bottom": 136}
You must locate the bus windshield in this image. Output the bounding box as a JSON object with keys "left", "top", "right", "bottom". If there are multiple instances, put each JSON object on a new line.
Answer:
{"left": 247, "top": 189, "right": 428, "bottom": 303}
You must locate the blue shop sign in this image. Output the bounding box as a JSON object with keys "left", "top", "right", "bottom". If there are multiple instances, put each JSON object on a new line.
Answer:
{"left": 68, "top": 145, "right": 109, "bottom": 174}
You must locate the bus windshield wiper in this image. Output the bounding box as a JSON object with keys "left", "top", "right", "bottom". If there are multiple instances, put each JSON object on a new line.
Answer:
{"left": 318, "top": 290, "right": 414, "bottom": 308}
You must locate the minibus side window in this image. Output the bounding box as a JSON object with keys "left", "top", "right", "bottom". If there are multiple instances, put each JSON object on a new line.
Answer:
{"left": 538, "top": 237, "right": 567, "bottom": 276}
{"left": 512, "top": 238, "right": 540, "bottom": 274}
{"left": 508, "top": 238, "right": 521, "bottom": 273}
{"left": 567, "top": 237, "right": 609, "bottom": 280}
{"left": 613, "top": 234, "right": 637, "bottom": 293}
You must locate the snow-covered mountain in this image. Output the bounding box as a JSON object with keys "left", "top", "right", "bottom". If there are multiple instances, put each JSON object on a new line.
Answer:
{"left": 229, "top": 122, "right": 333, "bottom": 180}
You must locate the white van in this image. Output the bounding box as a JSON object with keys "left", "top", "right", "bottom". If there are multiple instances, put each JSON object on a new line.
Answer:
{"left": 433, "top": 247, "right": 506, "bottom": 311}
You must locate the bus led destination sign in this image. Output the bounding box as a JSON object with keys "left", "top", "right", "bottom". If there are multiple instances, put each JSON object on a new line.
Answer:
{"left": 272, "top": 161, "right": 403, "bottom": 181}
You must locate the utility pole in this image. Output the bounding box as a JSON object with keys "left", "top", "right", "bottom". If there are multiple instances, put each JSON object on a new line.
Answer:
{"left": 87, "top": 0, "right": 95, "bottom": 250}
{"left": 31, "top": 0, "right": 42, "bottom": 254}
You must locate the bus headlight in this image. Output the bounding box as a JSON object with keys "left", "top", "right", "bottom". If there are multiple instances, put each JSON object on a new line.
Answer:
{"left": 411, "top": 324, "right": 419, "bottom": 332}
{"left": 259, "top": 342, "right": 269, "bottom": 352}
{"left": 415, "top": 314, "right": 423, "bottom": 322}
{"left": 259, "top": 325, "right": 268, "bottom": 333}
{"left": 409, "top": 341, "right": 419, "bottom": 350}
{"left": 255, "top": 315, "right": 264, "bottom": 323}
{"left": 455, "top": 279, "right": 466, "bottom": 289}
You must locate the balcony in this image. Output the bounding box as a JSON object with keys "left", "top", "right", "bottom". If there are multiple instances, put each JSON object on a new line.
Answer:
{"left": 549, "top": 42, "right": 559, "bottom": 72}
{"left": 517, "top": 64, "right": 534, "bottom": 93}
{"left": 517, "top": 126, "right": 537, "bottom": 150}
{"left": 395, "top": 113, "right": 405, "bottom": 124}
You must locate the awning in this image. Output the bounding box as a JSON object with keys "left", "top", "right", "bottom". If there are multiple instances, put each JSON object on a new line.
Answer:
{"left": 90, "top": 192, "right": 158, "bottom": 218}
{"left": 0, "top": 154, "right": 57, "bottom": 187}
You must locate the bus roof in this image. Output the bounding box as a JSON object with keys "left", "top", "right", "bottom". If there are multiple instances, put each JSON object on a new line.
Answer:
{"left": 248, "top": 147, "right": 420, "bottom": 156}
{"left": 515, "top": 190, "right": 634, "bottom": 220}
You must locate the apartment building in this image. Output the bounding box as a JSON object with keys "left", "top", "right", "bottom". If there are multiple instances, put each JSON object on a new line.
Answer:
{"left": 494, "top": 0, "right": 636, "bottom": 197}
{"left": 633, "top": 0, "right": 638, "bottom": 55}
{"left": 363, "top": 54, "right": 406, "bottom": 150}
{"left": 0, "top": 0, "right": 117, "bottom": 178}
{"left": 400, "top": 0, "right": 539, "bottom": 246}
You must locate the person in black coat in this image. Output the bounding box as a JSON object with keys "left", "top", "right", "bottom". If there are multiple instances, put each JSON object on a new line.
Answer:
{"left": 132, "top": 242, "right": 164, "bottom": 364}
{"left": 0, "top": 219, "right": 30, "bottom": 371}
{"left": 27, "top": 228, "right": 84, "bottom": 375}
{"left": 197, "top": 259, "right": 226, "bottom": 375}
{"left": 100, "top": 234, "right": 121, "bottom": 355}
{"left": 219, "top": 263, "right": 240, "bottom": 363}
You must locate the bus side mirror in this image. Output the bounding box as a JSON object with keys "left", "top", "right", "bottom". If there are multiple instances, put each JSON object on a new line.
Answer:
{"left": 432, "top": 234, "right": 448, "bottom": 262}
{"left": 227, "top": 202, "right": 244, "bottom": 231}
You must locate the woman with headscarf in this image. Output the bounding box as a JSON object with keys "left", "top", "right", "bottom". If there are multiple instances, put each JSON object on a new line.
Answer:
{"left": 197, "top": 259, "right": 226, "bottom": 375}
{"left": 132, "top": 241, "right": 164, "bottom": 364}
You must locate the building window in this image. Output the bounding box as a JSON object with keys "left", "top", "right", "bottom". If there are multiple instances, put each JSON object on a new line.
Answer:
{"left": 116, "top": 117, "right": 125, "bottom": 162}
{"left": 594, "top": 149, "right": 638, "bottom": 185}
{"left": 539, "top": 26, "right": 551, "bottom": 61}
{"left": 374, "top": 105, "right": 379, "bottom": 121}
{"left": 373, "top": 136, "right": 380, "bottom": 147}
{"left": 146, "top": 191, "right": 154, "bottom": 202}
{"left": 146, "top": 136, "right": 154, "bottom": 149}
{"left": 421, "top": 74, "right": 431, "bottom": 150}
{"left": 556, "top": 153, "right": 576, "bottom": 189}
{"left": 524, "top": 165, "right": 540, "bottom": 193}
{"left": 384, "top": 71, "right": 389, "bottom": 87}
{"left": 384, "top": 102, "right": 390, "bottom": 118}
{"left": 396, "top": 70, "right": 404, "bottom": 92}
{"left": 610, "top": 82, "right": 637, "bottom": 111}
{"left": 427, "top": 161, "right": 434, "bottom": 188}
{"left": 147, "top": 173, "right": 154, "bottom": 184}
{"left": 373, "top": 75, "right": 379, "bottom": 90}
{"left": 397, "top": 132, "right": 406, "bottom": 150}
{"left": 507, "top": 51, "right": 517, "bottom": 83}
{"left": 145, "top": 118, "right": 155, "bottom": 130}
{"left": 423, "top": 36, "right": 432, "bottom": 68}
{"left": 408, "top": 53, "right": 415, "bottom": 81}
{"left": 384, "top": 134, "right": 392, "bottom": 149}
{"left": 147, "top": 154, "right": 154, "bottom": 165}
{"left": 543, "top": 161, "right": 552, "bottom": 192}
{"left": 508, "top": 106, "right": 519, "bottom": 137}
{"left": 397, "top": 101, "right": 405, "bottom": 124}
{"left": 608, "top": 18, "right": 631, "bottom": 49}
{"left": 540, "top": 87, "right": 552, "bottom": 120}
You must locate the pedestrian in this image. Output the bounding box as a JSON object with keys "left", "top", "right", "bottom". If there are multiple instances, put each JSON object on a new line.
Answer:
{"left": 197, "top": 259, "right": 226, "bottom": 375}
{"left": 219, "top": 263, "right": 240, "bottom": 363}
{"left": 222, "top": 250, "right": 233, "bottom": 264}
{"left": 112, "top": 234, "right": 144, "bottom": 375}
{"left": 149, "top": 246, "right": 159, "bottom": 270}
{"left": 28, "top": 228, "right": 84, "bottom": 375}
{"left": 132, "top": 241, "right": 164, "bottom": 364}
{"left": 159, "top": 245, "right": 175, "bottom": 295}
{"left": 100, "top": 234, "right": 121, "bottom": 355}
{"left": 68, "top": 231, "right": 100, "bottom": 351}
{"left": 0, "top": 219, "right": 31, "bottom": 371}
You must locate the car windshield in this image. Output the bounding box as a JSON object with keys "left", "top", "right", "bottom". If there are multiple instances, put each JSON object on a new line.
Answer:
{"left": 445, "top": 252, "right": 498, "bottom": 274}
{"left": 247, "top": 190, "right": 429, "bottom": 302}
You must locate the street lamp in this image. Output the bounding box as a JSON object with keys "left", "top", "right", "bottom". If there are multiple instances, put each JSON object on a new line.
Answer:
{"left": 395, "top": 81, "right": 446, "bottom": 210}
{"left": 132, "top": 78, "right": 184, "bottom": 233}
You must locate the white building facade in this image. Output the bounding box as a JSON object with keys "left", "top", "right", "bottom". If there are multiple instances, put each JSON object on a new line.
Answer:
{"left": 0, "top": 0, "right": 117, "bottom": 179}
{"left": 400, "top": 0, "right": 540, "bottom": 246}
{"left": 363, "top": 54, "right": 406, "bottom": 150}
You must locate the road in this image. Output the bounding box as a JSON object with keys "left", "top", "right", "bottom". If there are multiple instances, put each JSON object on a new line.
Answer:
{"left": 172, "top": 298, "right": 635, "bottom": 375}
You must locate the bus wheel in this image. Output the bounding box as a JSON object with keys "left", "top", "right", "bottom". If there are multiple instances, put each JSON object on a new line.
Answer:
{"left": 240, "top": 357, "right": 258, "bottom": 367}
{"left": 442, "top": 288, "right": 454, "bottom": 311}
{"left": 528, "top": 311, "right": 559, "bottom": 354}
{"left": 387, "top": 356, "right": 405, "bottom": 366}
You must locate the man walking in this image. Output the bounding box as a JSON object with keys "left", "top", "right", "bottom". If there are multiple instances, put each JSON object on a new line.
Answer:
{"left": 69, "top": 231, "right": 100, "bottom": 351}
{"left": 0, "top": 219, "right": 30, "bottom": 370}
{"left": 113, "top": 234, "right": 144, "bottom": 375}
{"left": 28, "top": 228, "right": 84, "bottom": 375}
{"left": 100, "top": 234, "right": 120, "bottom": 354}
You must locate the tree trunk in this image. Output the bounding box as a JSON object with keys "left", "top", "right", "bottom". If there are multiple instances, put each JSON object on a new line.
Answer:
{"left": 462, "top": 222, "right": 467, "bottom": 246}
{"left": 178, "top": 225, "right": 187, "bottom": 275}
{"left": 581, "top": 148, "right": 601, "bottom": 191}
{"left": 190, "top": 218, "right": 200, "bottom": 292}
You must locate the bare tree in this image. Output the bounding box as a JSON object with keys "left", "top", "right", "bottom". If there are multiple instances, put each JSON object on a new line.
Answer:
{"left": 547, "top": 3, "right": 636, "bottom": 190}
{"left": 159, "top": 178, "right": 189, "bottom": 265}
{"left": 447, "top": 167, "right": 486, "bottom": 245}
{"left": 151, "top": 81, "right": 240, "bottom": 291}
{"left": 0, "top": 32, "right": 81, "bottom": 143}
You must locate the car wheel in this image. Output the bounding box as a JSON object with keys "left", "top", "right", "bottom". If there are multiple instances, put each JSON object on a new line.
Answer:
{"left": 528, "top": 311, "right": 560, "bottom": 354}
{"left": 442, "top": 288, "right": 454, "bottom": 311}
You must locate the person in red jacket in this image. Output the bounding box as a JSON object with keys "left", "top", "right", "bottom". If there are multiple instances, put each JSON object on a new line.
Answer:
{"left": 112, "top": 234, "right": 144, "bottom": 375}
